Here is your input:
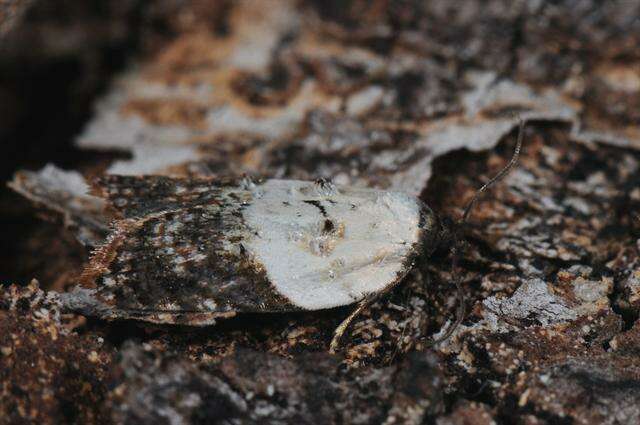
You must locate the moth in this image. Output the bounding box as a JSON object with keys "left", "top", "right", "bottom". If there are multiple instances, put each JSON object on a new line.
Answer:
{"left": 57, "top": 120, "right": 524, "bottom": 352}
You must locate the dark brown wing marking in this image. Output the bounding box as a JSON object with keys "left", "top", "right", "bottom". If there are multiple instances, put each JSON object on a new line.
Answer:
{"left": 92, "top": 174, "right": 242, "bottom": 219}
{"left": 78, "top": 176, "right": 296, "bottom": 325}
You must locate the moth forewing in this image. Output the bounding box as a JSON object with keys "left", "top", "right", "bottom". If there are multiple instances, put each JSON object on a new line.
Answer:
{"left": 71, "top": 177, "right": 435, "bottom": 327}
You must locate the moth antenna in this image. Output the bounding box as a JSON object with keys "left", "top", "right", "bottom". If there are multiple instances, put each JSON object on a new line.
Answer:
{"left": 461, "top": 116, "right": 524, "bottom": 226}
{"left": 427, "top": 116, "right": 525, "bottom": 347}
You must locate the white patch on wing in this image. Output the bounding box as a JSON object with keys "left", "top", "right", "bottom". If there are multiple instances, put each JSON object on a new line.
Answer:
{"left": 242, "top": 180, "right": 422, "bottom": 309}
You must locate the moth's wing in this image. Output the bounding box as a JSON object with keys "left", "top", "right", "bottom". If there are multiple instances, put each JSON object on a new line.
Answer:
{"left": 75, "top": 177, "right": 432, "bottom": 323}
{"left": 77, "top": 177, "right": 296, "bottom": 325}
{"left": 240, "top": 180, "right": 431, "bottom": 310}
{"left": 93, "top": 174, "right": 242, "bottom": 219}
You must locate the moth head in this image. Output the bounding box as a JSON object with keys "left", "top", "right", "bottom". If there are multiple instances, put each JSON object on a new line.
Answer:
{"left": 415, "top": 204, "right": 455, "bottom": 258}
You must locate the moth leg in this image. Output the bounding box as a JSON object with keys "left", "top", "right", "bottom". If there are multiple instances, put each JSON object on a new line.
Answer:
{"left": 329, "top": 294, "right": 378, "bottom": 354}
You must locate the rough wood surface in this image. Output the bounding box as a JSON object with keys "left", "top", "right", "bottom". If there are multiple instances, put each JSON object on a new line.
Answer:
{"left": 1, "top": 1, "right": 640, "bottom": 424}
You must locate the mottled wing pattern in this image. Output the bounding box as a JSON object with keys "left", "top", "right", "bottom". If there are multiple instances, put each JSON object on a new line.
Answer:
{"left": 77, "top": 176, "right": 430, "bottom": 324}
{"left": 80, "top": 176, "right": 296, "bottom": 325}
{"left": 93, "top": 174, "right": 239, "bottom": 219}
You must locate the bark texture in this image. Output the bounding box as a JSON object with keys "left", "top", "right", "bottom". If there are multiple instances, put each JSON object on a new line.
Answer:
{"left": 1, "top": 1, "right": 640, "bottom": 424}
